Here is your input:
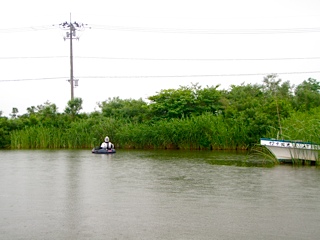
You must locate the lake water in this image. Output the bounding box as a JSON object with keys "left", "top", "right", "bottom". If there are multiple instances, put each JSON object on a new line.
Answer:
{"left": 1, "top": 149, "right": 320, "bottom": 240}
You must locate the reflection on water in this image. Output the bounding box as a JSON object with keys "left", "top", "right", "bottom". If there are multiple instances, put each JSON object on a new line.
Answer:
{"left": 0, "top": 149, "right": 320, "bottom": 240}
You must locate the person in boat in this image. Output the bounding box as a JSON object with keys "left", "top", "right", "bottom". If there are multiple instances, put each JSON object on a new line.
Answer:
{"left": 100, "top": 136, "right": 114, "bottom": 150}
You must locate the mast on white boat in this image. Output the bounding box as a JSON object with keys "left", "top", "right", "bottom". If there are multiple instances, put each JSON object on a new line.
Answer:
{"left": 276, "top": 97, "right": 283, "bottom": 140}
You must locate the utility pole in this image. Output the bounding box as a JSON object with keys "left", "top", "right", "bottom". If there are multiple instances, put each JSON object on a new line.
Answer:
{"left": 59, "top": 15, "right": 86, "bottom": 100}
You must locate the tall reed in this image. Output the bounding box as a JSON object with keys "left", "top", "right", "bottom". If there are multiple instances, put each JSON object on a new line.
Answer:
{"left": 267, "top": 109, "right": 320, "bottom": 144}
{"left": 11, "top": 126, "right": 66, "bottom": 149}
{"left": 264, "top": 108, "right": 320, "bottom": 164}
{"left": 10, "top": 113, "right": 258, "bottom": 149}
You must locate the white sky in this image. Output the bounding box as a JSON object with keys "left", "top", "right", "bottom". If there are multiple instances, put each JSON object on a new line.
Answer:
{"left": 1, "top": 0, "right": 320, "bottom": 116}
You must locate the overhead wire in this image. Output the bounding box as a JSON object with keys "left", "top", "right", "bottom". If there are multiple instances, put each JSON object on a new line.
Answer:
{"left": 0, "top": 25, "right": 57, "bottom": 33}
{"left": 1, "top": 71, "right": 320, "bottom": 82}
{"left": 1, "top": 56, "right": 320, "bottom": 61}
{"left": 0, "top": 56, "right": 67, "bottom": 59}
{"left": 0, "top": 23, "right": 320, "bottom": 82}
{"left": 88, "top": 24, "right": 320, "bottom": 34}
{"left": 72, "top": 56, "right": 320, "bottom": 61}
{"left": 1, "top": 24, "right": 320, "bottom": 35}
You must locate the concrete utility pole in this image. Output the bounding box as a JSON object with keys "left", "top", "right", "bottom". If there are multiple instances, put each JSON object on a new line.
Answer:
{"left": 59, "top": 15, "right": 86, "bottom": 100}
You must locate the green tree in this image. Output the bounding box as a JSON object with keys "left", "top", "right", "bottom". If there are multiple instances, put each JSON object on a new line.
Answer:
{"left": 10, "top": 107, "right": 19, "bottom": 119}
{"left": 0, "top": 115, "right": 10, "bottom": 148}
{"left": 26, "top": 106, "right": 37, "bottom": 115}
{"left": 223, "top": 83, "right": 270, "bottom": 142}
{"left": 148, "top": 87, "right": 195, "bottom": 120}
{"left": 194, "top": 84, "right": 223, "bottom": 114}
{"left": 64, "top": 97, "right": 83, "bottom": 117}
{"left": 99, "top": 97, "right": 148, "bottom": 122}
{"left": 148, "top": 84, "right": 223, "bottom": 120}
{"left": 34, "top": 101, "right": 60, "bottom": 126}
{"left": 36, "top": 101, "right": 58, "bottom": 117}
{"left": 223, "top": 83, "right": 263, "bottom": 118}
{"left": 261, "top": 74, "right": 294, "bottom": 138}
{"left": 294, "top": 78, "right": 320, "bottom": 111}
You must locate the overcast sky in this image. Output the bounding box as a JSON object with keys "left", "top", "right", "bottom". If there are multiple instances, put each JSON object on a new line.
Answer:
{"left": 1, "top": 0, "right": 320, "bottom": 116}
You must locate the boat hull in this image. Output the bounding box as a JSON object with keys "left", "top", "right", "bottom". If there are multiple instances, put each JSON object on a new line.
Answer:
{"left": 260, "top": 138, "right": 319, "bottom": 162}
{"left": 92, "top": 148, "right": 116, "bottom": 154}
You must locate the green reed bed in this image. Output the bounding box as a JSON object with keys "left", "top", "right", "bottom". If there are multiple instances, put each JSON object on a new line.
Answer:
{"left": 204, "top": 115, "right": 250, "bottom": 150}
{"left": 114, "top": 114, "right": 251, "bottom": 150}
{"left": 117, "top": 122, "right": 150, "bottom": 149}
{"left": 210, "top": 115, "right": 233, "bottom": 149}
{"left": 267, "top": 109, "right": 320, "bottom": 143}
{"left": 249, "top": 144, "right": 279, "bottom": 165}
{"left": 114, "top": 122, "right": 134, "bottom": 148}
{"left": 152, "top": 118, "right": 184, "bottom": 149}
{"left": 11, "top": 126, "right": 66, "bottom": 149}
{"left": 10, "top": 114, "right": 256, "bottom": 150}
{"left": 66, "top": 117, "right": 125, "bottom": 149}
{"left": 182, "top": 114, "right": 217, "bottom": 149}
{"left": 264, "top": 109, "right": 320, "bottom": 165}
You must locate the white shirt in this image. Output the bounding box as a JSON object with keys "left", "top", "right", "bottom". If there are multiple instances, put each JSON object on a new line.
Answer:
{"left": 101, "top": 142, "right": 113, "bottom": 149}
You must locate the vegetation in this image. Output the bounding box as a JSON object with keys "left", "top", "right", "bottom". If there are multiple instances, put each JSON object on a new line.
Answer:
{"left": 1, "top": 76, "right": 320, "bottom": 150}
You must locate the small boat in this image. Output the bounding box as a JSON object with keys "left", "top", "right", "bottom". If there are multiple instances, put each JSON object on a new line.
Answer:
{"left": 260, "top": 138, "right": 319, "bottom": 162}
{"left": 92, "top": 147, "right": 116, "bottom": 154}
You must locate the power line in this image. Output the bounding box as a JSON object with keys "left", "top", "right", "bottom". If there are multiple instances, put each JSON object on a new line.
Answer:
{"left": 78, "top": 71, "right": 320, "bottom": 78}
{"left": 1, "top": 71, "right": 320, "bottom": 82}
{"left": 0, "top": 25, "right": 56, "bottom": 33}
{"left": 1, "top": 56, "right": 320, "bottom": 61}
{"left": 0, "top": 77, "right": 67, "bottom": 82}
{"left": 2, "top": 24, "right": 320, "bottom": 35}
{"left": 74, "top": 56, "right": 320, "bottom": 61}
{"left": 0, "top": 56, "right": 67, "bottom": 59}
{"left": 89, "top": 24, "right": 320, "bottom": 34}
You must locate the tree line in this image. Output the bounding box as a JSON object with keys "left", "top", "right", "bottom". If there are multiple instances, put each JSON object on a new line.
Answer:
{"left": 1, "top": 74, "right": 320, "bottom": 149}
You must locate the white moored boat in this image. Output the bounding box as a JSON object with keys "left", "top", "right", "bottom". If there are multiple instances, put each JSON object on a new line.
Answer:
{"left": 260, "top": 138, "right": 320, "bottom": 162}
